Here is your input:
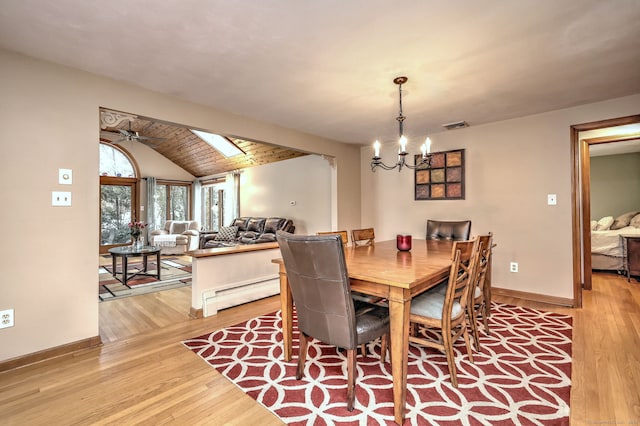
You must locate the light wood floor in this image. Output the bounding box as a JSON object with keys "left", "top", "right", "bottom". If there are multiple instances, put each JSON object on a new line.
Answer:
{"left": 1, "top": 272, "right": 639, "bottom": 425}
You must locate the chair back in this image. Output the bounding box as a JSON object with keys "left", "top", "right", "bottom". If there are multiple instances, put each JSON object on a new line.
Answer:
{"left": 276, "top": 231, "right": 357, "bottom": 349}
{"left": 351, "top": 228, "right": 375, "bottom": 246}
{"left": 316, "top": 230, "right": 349, "bottom": 245}
{"left": 475, "top": 233, "right": 493, "bottom": 295}
{"left": 444, "top": 238, "right": 479, "bottom": 322}
{"left": 426, "top": 220, "right": 471, "bottom": 241}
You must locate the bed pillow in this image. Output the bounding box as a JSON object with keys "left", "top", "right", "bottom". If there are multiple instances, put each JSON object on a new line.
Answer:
{"left": 630, "top": 213, "right": 640, "bottom": 228}
{"left": 595, "top": 216, "right": 614, "bottom": 231}
{"left": 590, "top": 220, "right": 598, "bottom": 231}
{"left": 610, "top": 211, "right": 640, "bottom": 230}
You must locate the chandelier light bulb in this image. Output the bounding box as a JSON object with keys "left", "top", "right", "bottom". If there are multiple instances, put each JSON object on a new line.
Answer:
{"left": 399, "top": 135, "right": 408, "bottom": 153}
{"left": 374, "top": 140, "right": 381, "bottom": 157}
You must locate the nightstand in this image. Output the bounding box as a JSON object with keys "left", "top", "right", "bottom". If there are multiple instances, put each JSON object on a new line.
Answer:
{"left": 622, "top": 235, "right": 640, "bottom": 282}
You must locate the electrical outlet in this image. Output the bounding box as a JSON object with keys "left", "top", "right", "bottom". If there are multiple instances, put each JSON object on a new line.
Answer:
{"left": 52, "top": 191, "right": 72, "bottom": 206}
{"left": 0, "top": 309, "right": 14, "bottom": 329}
{"left": 510, "top": 262, "right": 519, "bottom": 273}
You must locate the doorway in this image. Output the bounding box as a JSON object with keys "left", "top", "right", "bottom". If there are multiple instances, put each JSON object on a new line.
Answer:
{"left": 571, "top": 114, "right": 640, "bottom": 307}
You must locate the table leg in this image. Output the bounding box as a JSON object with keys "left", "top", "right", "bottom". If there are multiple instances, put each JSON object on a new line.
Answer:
{"left": 111, "top": 254, "right": 116, "bottom": 278}
{"left": 156, "top": 251, "right": 161, "bottom": 280}
{"left": 123, "top": 256, "right": 129, "bottom": 287}
{"left": 278, "top": 264, "right": 293, "bottom": 362}
{"left": 142, "top": 253, "right": 148, "bottom": 272}
{"left": 388, "top": 287, "right": 410, "bottom": 425}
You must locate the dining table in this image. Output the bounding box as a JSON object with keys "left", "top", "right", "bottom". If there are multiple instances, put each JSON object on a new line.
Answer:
{"left": 272, "top": 238, "right": 456, "bottom": 425}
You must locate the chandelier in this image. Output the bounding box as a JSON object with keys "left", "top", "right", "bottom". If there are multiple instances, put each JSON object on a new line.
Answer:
{"left": 371, "top": 76, "right": 432, "bottom": 172}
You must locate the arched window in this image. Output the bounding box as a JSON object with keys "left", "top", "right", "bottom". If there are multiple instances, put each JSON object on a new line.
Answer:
{"left": 100, "top": 143, "right": 137, "bottom": 177}
{"left": 99, "top": 142, "right": 141, "bottom": 252}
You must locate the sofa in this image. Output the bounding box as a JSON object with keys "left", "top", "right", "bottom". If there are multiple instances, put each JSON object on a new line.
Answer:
{"left": 150, "top": 220, "right": 200, "bottom": 254}
{"left": 200, "top": 217, "right": 295, "bottom": 249}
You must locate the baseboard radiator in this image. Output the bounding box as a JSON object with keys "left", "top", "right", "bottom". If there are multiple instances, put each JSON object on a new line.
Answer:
{"left": 202, "top": 274, "right": 280, "bottom": 316}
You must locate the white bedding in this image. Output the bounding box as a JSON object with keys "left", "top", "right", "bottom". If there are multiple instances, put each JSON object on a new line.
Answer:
{"left": 591, "top": 226, "right": 640, "bottom": 257}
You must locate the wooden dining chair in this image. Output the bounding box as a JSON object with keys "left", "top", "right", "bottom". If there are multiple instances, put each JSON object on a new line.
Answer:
{"left": 276, "top": 231, "right": 389, "bottom": 411}
{"left": 468, "top": 233, "right": 493, "bottom": 351}
{"left": 317, "top": 230, "right": 349, "bottom": 245}
{"left": 351, "top": 228, "right": 375, "bottom": 246}
{"left": 409, "top": 238, "right": 479, "bottom": 388}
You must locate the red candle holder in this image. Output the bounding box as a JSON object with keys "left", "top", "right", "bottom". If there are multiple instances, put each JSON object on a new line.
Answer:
{"left": 396, "top": 234, "right": 412, "bottom": 251}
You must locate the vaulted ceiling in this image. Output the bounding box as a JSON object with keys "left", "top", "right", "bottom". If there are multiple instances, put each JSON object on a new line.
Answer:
{"left": 100, "top": 112, "right": 309, "bottom": 177}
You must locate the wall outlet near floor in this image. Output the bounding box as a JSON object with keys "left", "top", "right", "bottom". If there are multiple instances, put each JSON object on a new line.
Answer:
{"left": 510, "top": 262, "right": 519, "bottom": 273}
{"left": 0, "top": 308, "right": 14, "bottom": 329}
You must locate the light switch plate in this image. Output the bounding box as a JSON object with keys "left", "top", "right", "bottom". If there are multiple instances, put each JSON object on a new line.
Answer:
{"left": 59, "top": 168, "right": 72, "bottom": 185}
{"left": 547, "top": 194, "right": 557, "bottom": 205}
{"left": 52, "top": 191, "right": 72, "bottom": 206}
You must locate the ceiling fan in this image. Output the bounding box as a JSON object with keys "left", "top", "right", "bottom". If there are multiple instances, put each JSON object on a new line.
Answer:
{"left": 104, "top": 121, "right": 166, "bottom": 146}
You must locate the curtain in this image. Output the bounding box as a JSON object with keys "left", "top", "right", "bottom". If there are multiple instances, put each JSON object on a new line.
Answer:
{"left": 192, "top": 178, "right": 202, "bottom": 230}
{"left": 233, "top": 171, "right": 241, "bottom": 219}
{"left": 146, "top": 177, "right": 156, "bottom": 242}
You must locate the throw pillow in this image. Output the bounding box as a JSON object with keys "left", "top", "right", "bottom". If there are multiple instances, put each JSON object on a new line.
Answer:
{"left": 595, "top": 216, "right": 614, "bottom": 231}
{"left": 630, "top": 213, "right": 640, "bottom": 229}
{"left": 170, "top": 221, "right": 189, "bottom": 234}
{"left": 214, "top": 226, "right": 238, "bottom": 241}
{"left": 610, "top": 211, "right": 639, "bottom": 230}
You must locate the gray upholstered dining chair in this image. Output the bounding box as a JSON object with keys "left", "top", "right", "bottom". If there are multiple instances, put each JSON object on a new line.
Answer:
{"left": 426, "top": 219, "right": 471, "bottom": 241}
{"left": 409, "top": 238, "right": 479, "bottom": 388}
{"left": 275, "top": 231, "right": 390, "bottom": 411}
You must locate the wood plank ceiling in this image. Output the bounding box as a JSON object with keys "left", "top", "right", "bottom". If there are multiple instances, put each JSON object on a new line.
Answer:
{"left": 100, "top": 116, "right": 309, "bottom": 178}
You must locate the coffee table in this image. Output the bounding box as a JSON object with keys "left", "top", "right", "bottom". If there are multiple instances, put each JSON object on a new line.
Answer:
{"left": 108, "top": 246, "right": 161, "bottom": 287}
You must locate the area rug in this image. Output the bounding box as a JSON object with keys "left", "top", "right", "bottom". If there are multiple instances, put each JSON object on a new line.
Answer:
{"left": 183, "top": 303, "right": 572, "bottom": 425}
{"left": 99, "top": 257, "right": 191, "bottom": 301}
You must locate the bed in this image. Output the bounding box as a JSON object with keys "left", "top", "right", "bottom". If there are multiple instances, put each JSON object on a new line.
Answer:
{"left": 591, "top": 210, "right": 640, "bottom": 271}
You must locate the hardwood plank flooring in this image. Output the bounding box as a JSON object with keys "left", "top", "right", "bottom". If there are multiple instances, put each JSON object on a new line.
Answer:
{"left": 1, "top": 271, "right": 639, "bottom": 425}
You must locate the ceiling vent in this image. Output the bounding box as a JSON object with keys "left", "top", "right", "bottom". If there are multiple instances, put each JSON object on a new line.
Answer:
{"left": 442, "top": 121, "right": 469, "bottom": 130}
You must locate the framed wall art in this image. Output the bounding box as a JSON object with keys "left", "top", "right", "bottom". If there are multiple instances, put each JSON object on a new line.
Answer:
{"left": 414, "top": 149, "right": 465, "bottom": 200}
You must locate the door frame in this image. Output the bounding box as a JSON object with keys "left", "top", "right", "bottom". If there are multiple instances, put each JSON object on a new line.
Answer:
{"left": 571, "top": 114, "right": 640, "bottom": 307}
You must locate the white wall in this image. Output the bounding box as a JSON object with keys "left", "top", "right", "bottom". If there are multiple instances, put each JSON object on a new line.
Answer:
{"left": 590, "top": 153, "right": 640, "bottom": 219}
{"left": 361, "top": 94, "right": 640, "bottom": 300}
{"left": 240, "top": 155, "right": 332, "bottom": 234}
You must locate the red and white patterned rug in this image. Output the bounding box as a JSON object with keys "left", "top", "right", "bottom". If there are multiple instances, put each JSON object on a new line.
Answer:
{"left": 183, "top": 303, "right": 572, "bottom": 425}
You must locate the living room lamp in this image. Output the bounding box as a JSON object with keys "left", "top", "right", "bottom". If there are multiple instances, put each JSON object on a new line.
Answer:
{"left": 371, "top": 76, "right": 432, "bottom": 172}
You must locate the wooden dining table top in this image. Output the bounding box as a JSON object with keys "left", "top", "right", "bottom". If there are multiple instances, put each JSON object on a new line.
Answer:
{"left": 342, "top": 238, "right": 454, "bottom": 288}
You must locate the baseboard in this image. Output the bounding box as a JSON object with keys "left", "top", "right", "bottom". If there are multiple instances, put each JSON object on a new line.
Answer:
{"left": 492, "top": 286, "right": 575, "bottom": 307}
{"left": 0, "top": 335, "right": 102, "bottom": 373}
{"left": 189, "top": 307, "right": 203, "bottom": 319}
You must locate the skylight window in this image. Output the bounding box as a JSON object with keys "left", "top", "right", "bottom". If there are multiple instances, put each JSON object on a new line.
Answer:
{"left": 191, "top": 129, "right": 244, "bottom": 158}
